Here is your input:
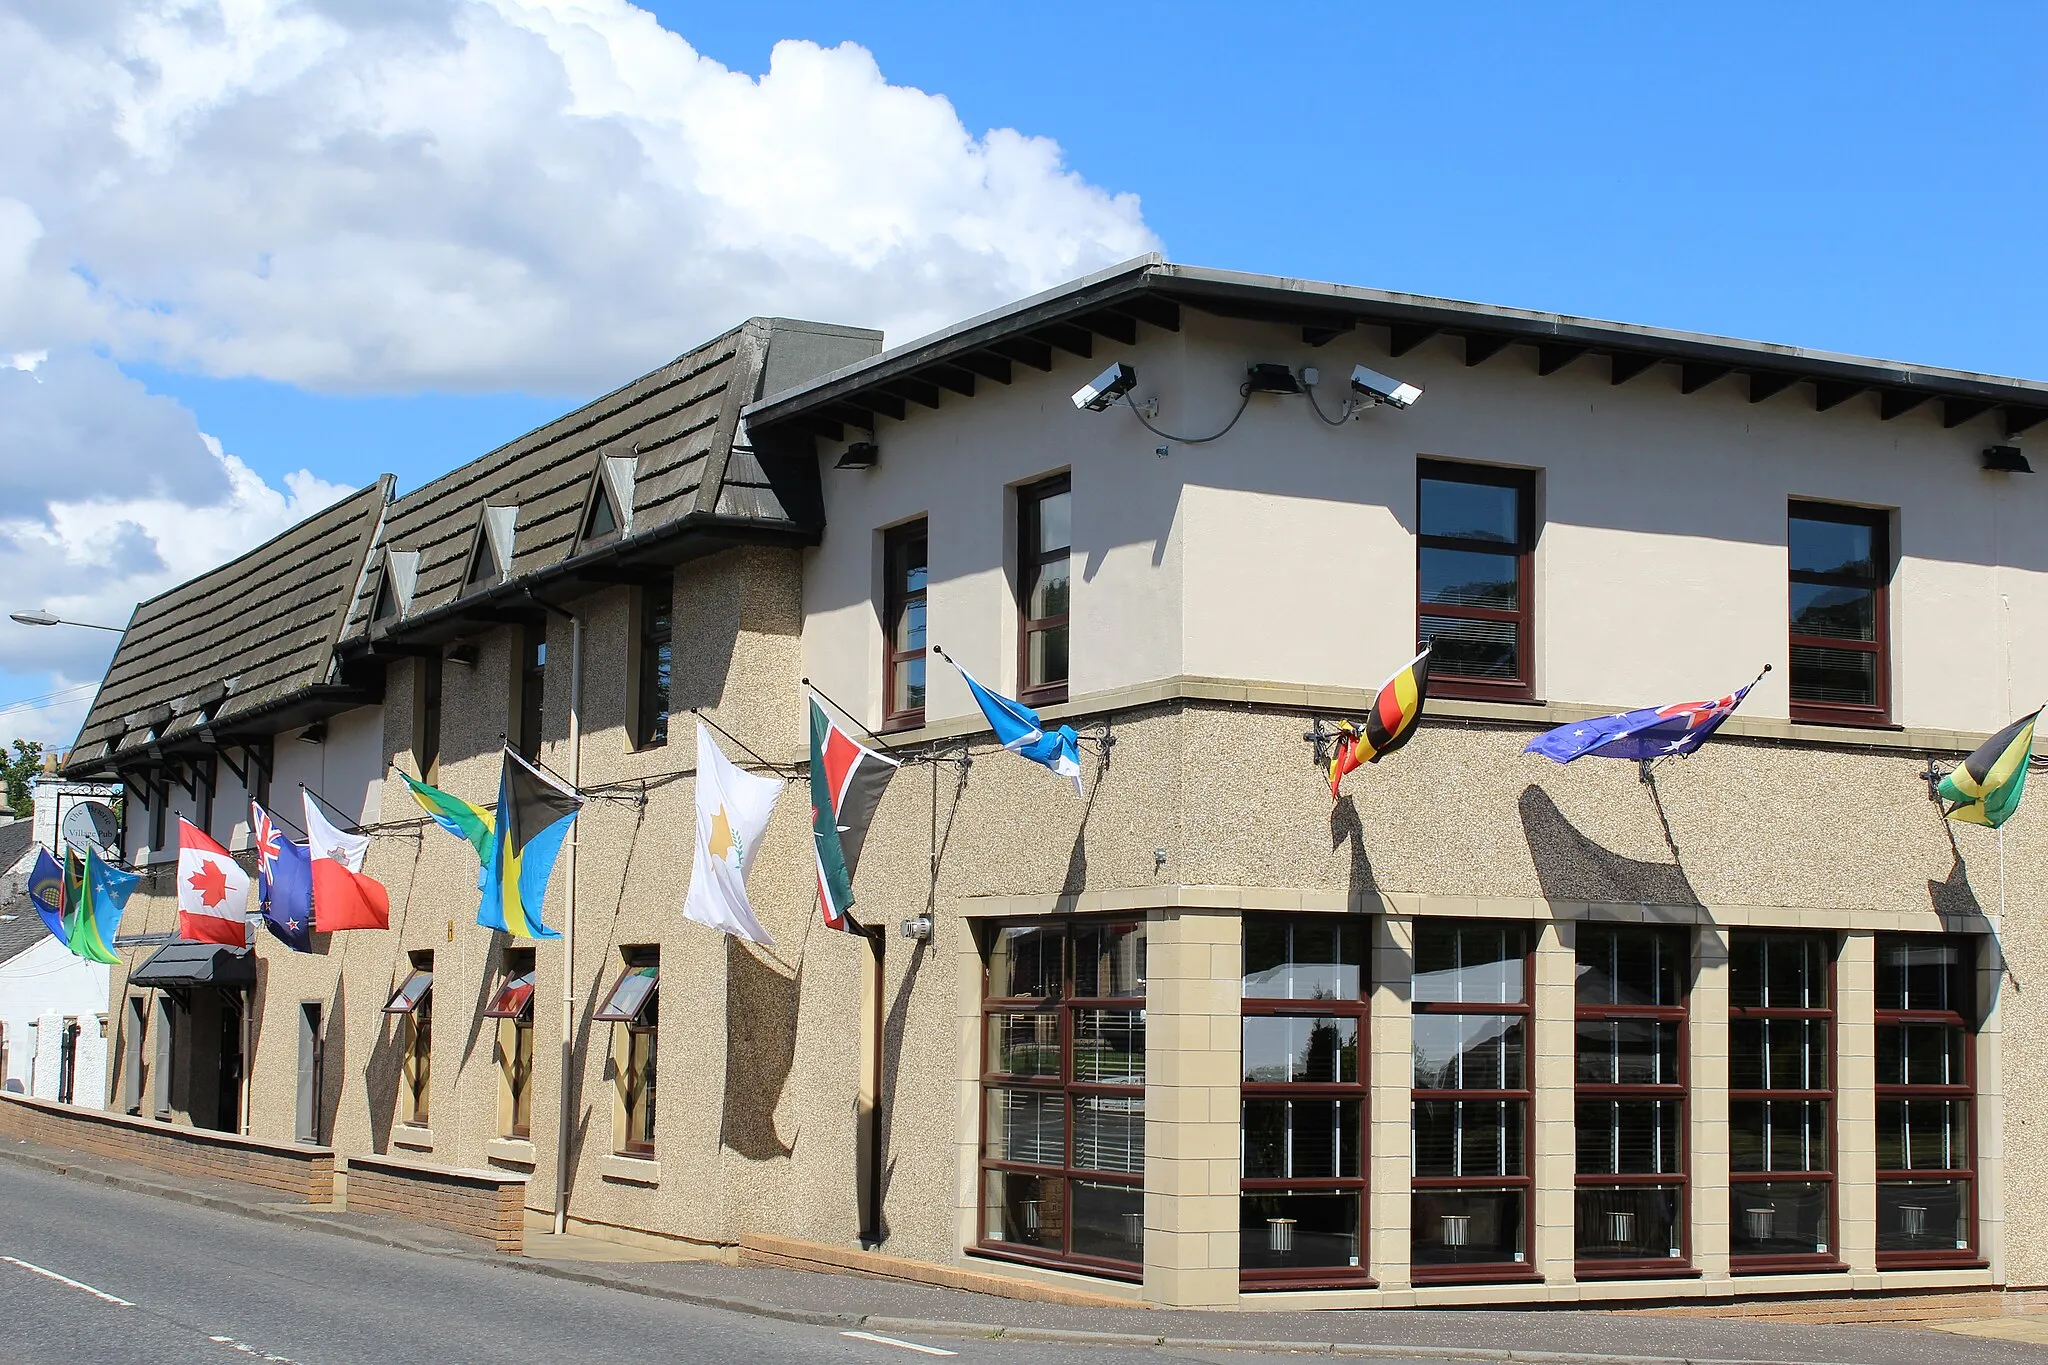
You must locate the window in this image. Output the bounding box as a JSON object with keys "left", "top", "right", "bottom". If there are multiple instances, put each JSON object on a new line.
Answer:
{"left": 979, "top": 919, "right": 1145, "bottom": 1278}
{"left": 883, "top": 521, "right": 929, "bottom": 730}
{"left": 1729, "top": 933, "right": 1836, "bottom": 1269}
{"left": 0, "top": 1021, "right": 8, "bottom": 1092}
{"left": 1575, "top": 926, "right": 1689, "bottom": 1274}
{"left": 514, "top": 624, "right": 546, "bottom": 761}
{"left": 385, "top": 954, "right": 433, "bottom": 1128}
{"left": 597, "top": 952, "right": 659, "bottom": 1155}
{"left": 1016, "top": 475, "right": 1071, "bottom": 703}
{"left": 1788, "top": 502, "right": 1889, "bottom": 725}
{"left": 487, "top": 949, "right": 537, "bottom": 1140}
{"left": 635, "top": 582, "right": 672, "bottom": 749}
{"left": 153, "top": 995, "right": 175, "bottom": 1119}
{"left": 149, "top": 778, "right": 167, "bottom": 852}
{"left": 1411, "top": 922, "right": 1533, "bottom": 1279}
{"left": 296, "top": 1002, "right": 324, "bottom": 1145}
{"left": 1417, "top": 461, "right": 1536, "bottom": 699}
{"left": 415, "top": 654, "right": 443, "bottom": 781}
{"left": 1242, "top": 917, "right": 1368, "bottom": 1287}
{"left": 1875, "top": 936, "right": 1977, "bottom": 1264}
{"left": 121, "top": 998, "right": 144, "bottom": 1113}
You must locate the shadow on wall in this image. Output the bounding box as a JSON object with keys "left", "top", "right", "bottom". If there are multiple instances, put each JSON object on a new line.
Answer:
{"left": 1518, "top": 785, "right": 1700, "bottom": 907}
{"left": 872, "top": 934, "right": 931, "bottom": 1245}
{"left": 1329, "top": 796, "right": 1381, "bottom": 909}
{"left": 321, "top": 976, "right": 347, "bottom": 1145}
{"left": 365, "top": 989, "right": 404, "bottom": 1155}
{"left": 721, "top": 938, "right": 798, "bottom": 1161}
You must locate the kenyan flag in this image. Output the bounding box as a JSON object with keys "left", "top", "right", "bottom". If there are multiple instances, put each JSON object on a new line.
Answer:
{"left": 810, "top": 699, "right": 902, "bottom": 932}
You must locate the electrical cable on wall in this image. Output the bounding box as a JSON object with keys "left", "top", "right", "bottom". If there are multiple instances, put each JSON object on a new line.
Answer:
{"left": 1121, "top": 385, "right": 1254, "bottom": 445}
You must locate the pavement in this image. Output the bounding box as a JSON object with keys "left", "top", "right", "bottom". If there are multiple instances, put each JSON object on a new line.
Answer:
{"left": 1, "top": 1134, "right": 2043, "bottom": 1365}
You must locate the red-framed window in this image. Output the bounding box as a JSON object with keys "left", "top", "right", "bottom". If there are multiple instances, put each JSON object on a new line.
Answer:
{"left": 1417, "top": 460, "right": 1537, "bottom": 702}
{"left": 1875, "top": 935, "right": 1979, "bottom": 1267}
{"left": 1574, "top": 925, "right": 1691, "bottom": 1277}
{"left": 1729, "top": 932, "right": 1840, "bottom": 1271}
{"left": 1411, "top": 921, "right": 1536, "bottom": 1282}
{"left": 485, "top": 948, "right": 537, "bottom": 1140}
{"left": 1788, "top": 501, "right": 1890, "bottom": 726}
{"left": 882, "top": 520, "right": 928, "bottom": 730}
{"left": 1241, "top": 917, "right": 1371, "bottom": 1289}
{"left": 1016, "top": 474, "right": 1071, "bottom": 705}
{"left": 978, "top": 919, "right": 1145, "bottom": 1280}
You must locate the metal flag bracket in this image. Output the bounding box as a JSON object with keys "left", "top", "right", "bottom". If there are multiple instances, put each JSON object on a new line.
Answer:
{"left": 1919, "top": 755, "right": 1951, "bottom": 803}
{"left": 1304, "top": 717, "right": 1353, "bottom": 771}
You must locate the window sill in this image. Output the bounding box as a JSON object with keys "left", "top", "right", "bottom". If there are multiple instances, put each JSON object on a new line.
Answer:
{"left": 1732, "top": 1256, "right": 1848, "bottom": 1276}
{"left": 485, "top": 1138, "right": 536, "bottom": 1167}
{"left": 968, "top": 1243, "right": 1142, "bottom": 1284}
{"left": 392, "top": 1125, "right": 434, "bottom": 1151}
{"left": 599, "top": 1153, "right": 660, "bottom": 1186}
{"left": 1574, "top": 1262, "right": 1702, "bottom": 1281}
{"left": 1410, "top": 1264, "right": 1542, "bottom": 1286}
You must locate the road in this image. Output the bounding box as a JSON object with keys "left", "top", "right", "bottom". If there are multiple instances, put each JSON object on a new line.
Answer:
{"left": 0, "top": 1160, "right": 1341, "bottom": 1365}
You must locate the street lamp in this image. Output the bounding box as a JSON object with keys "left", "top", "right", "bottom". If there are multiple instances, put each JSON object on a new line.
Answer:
{"left": 10, "top": 609, "right": 123, "bottom": 633}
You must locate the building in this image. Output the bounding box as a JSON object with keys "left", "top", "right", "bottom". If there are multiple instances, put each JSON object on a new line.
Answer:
{"left": 55, "top": 258, "right": 2048, "bottom": 1310}
{"left": 0, "top": 820, "right": 110, "bottom": 1100}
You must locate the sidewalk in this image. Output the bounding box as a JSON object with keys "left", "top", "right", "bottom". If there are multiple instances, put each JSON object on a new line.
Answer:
{"left": 1, "top": 1134, "right": 2040, "bottom": 1365}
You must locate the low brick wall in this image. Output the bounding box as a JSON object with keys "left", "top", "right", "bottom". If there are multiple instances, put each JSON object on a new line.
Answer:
{"left": 738, "top": 1233, "right": 1140, "bottom": 1308}
{"left": 346, "top": 1154, "right": 527, "bottom": 1253}
{"left": 0, "top": 1093, "right": 333, "bottom": 1203}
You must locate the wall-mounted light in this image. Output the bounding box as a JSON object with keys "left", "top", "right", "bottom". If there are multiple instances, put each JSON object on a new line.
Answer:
{"left": 1983, "top": 444, "right": 2034, "bottom": 473}
{"left": 1350, "top": 364, "right": 1424, "bottom": 409}
{"left": 446, "top": 642, "right": 480, "bottom": 667}
{"left": 836, "top": 441, "right": 880, "bottom": 470}
{"left": 1072, "top": 362, "right": 1137, "bottom": 412}
{"left": 1246, "top": 363, "right": 1302, "bottom": 395}
{"left": 298, "top": 721, "right": 327, "bottom": 746}
{"left": 899, "top": 913, "right": 934, "bottom": 941}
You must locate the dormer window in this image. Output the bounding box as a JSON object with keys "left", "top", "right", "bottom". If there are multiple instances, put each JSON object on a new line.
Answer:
{"left": 465, "top": 535, "right": 500, "bottom": 592}
{"left": 577, "top": 456, "right": 635, "bottom": 552}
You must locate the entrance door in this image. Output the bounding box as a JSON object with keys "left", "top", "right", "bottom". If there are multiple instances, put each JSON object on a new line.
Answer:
{"left": 56, "top": 1020, "right": 78, "bottom": 1104}
{"left": 215, "top": 995, "right": 243, "bottom": 1134}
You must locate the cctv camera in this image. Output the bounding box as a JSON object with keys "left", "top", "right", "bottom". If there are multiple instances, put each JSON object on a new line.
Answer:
{"left": 1349, "top": 364, "right": 1423, "bottom": 410}
{"left": 1072, "top": 362, "right": 1138, "bottom": 412}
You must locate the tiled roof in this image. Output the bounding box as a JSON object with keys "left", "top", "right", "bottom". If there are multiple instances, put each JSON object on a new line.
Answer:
{"left": 0, "top": 823, "right": 49, "bottom": 968}
{"left": 66, "top": 481, "right": 393, "bottom": 771}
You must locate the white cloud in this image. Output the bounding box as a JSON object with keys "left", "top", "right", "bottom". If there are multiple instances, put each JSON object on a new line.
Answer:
{"left": 0, "top": 0, "right": 1159, "bottom": 392}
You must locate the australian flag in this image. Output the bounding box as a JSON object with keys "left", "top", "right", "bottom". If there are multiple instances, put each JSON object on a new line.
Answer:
{"left": 251, "top": 801, "right": 315, "bottom": 952}
{"left": 1526, "top": 681, "right": 1758, "bottom": 764}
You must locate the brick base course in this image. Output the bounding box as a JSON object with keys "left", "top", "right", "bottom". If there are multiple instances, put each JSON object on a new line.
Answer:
{"left": 0, "top": 1094, "right": 333, "bottom": 1202}
{"left": 345, "top": 1154, "right": 526, "bottom": 1253}
{"left": 738, "top": 1233, "right": 1138, "bottom": 1308}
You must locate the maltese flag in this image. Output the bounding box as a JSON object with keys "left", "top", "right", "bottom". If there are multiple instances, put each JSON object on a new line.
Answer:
{"left": 176, "top": 818, "right": 251, "bottom": 947}
{"left": 303, "top": 793, "right": 390, "bottom": 932}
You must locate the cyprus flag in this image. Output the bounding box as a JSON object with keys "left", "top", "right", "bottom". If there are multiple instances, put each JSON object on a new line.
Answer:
{"left": 682, "top": 721, "right": 784, "bottom": 945}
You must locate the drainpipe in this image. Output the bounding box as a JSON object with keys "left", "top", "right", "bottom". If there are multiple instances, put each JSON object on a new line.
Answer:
{"left": 528, "top": 592, "right": 583, "bottom": 1237}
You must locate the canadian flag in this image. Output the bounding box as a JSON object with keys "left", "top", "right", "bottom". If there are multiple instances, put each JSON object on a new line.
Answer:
{"left": 176, "top": 818, "right": 251, "bottom": 947}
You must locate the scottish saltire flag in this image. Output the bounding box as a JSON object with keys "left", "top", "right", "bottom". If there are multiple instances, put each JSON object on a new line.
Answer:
{"left": 64, "top": 847, "right": 138, "bottom": 965}
{"left": 944, "top": 656, "right": 1084, "bottom": 796}
{"left": 1526, "top": 681, "right": 1759, "bottom": 764}
{"left": 809, "top": 698, "right": 901, "bottom": 933}
{"left": 398, "top": 768, "right": 494, "bottom": 887}
{"left": 25, "top": 847, "right": 68, "bottom": 947}
{"left": 1939, "top": 707, "right": 2040, "bottom": 829}
{"left": 252, "top": 802, "right": 315, "bottom": 952}
{"left": 479, "top": 748, "right": 582, "bottom": 940}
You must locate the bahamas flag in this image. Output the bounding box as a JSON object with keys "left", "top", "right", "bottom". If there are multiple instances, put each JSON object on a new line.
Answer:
{"left": 478, "top": 748, "right": 582, "bottom": 940}
{"left": 26, "top": 848, "right": 67, "bottom": 946}
{"left": 1939, "top": 708, "right": 2040, "bottom": 829}
{"left": 64, "top": 848, "right": 139, "bottom": 965}
{"left": 399, "top": 768, "right": 495, "bottom": 887}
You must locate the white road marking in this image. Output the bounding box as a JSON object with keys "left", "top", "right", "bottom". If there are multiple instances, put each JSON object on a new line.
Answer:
{"left": 208, "top": 1334, "right": 298, "bottom": 1363}
{"left": 0, "top": 1255, "right": 135, "bottom": 1306}
{"left": 840, "top": 1329, "right": 959, "bottom": 1356}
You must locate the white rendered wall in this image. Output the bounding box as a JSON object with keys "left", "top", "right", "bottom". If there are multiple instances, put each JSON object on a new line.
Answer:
{"left": 1, "top": 937, "right": 110, "bottom": 1099}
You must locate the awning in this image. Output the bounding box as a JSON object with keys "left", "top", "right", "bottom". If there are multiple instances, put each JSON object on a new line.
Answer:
{"left": 129, "top": 942, "right": 256, "bottom": 989}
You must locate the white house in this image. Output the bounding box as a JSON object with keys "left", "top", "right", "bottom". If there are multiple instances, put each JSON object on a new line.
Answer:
{"left": 0, "top": 814, "right": 112, "bottom": 1103}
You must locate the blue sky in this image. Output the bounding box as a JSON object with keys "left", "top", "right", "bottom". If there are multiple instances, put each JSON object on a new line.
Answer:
{"left": 3, "top": 1, "right": 2044, "bottom": 749}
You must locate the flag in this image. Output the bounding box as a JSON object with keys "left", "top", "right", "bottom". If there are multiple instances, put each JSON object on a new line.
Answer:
{"left": 684, "top": 721, "right": 783, "bottom": 945}
{"left": 1329, "top": 646, "right": 1431, "bottom": 798}
{"left": 479, "top": 747, "right": 582, "bottom": 940}
{"left": 64, "top": 848, "right": 137, "bottom": 965}
{"left": 176, "top": 818, "right": 250, "bottom": 947}
{"left": 252, "top": 802, "right": 315, "bottom": 953}
{"left": 944, "top": 656, "right": 1084, "bottom": 795}
{"left": 809, "top": 698, "right": 902, "bottom": 933}
{"left": 303, "top": 793, "right": 389, "bottom": 932}
{"left": 1526, "top": 679, "right": 1757, "bottom": 765}
{"left": 1939, "top": 708, "right": 2040, "bottom": 829}
{"left": 25, "top": 848, "right": 67, "bottom": 947}
{"left": 398, "top": 769, "right": 494, "bottom": 884}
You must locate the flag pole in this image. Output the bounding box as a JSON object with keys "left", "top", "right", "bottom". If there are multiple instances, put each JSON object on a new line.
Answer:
{"left": 298, "top": 782, "right": 367, "bottom": 834}
{"left": 801, "top": 677, "right": 899, "bottom": 752}
{"left": 689, "top": 708, "right": 797, "bottom": 778}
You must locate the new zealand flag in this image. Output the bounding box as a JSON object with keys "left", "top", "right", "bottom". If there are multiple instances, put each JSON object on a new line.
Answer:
{"left": 251, "top": 801, "right": 315, "bottom": 952}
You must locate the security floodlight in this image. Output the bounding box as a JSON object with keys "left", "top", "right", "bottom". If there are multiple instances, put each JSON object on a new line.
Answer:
{"left": 1349, "top": 364, "right": 1424, "bottom": 409}
{"left": 836, "top": 441, "right": 880, "bottom": 470}
{"left": 1983, "top": 445, "right": 2034, "bottom": 473}
{"left": 1072, "top": 363, "right": 1138, "bottom": 412}
{"left": 1246, "top": 363, "right": 1303, "bottom": 395}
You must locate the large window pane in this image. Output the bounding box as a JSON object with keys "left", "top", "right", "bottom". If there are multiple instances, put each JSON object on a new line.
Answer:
{"left": 1789, "top": 645, "right": 1877, "bottom": 708}
{"left": 1072, "top": 1009, "right": 1144, "bottom": 1084}
{"left": 1412, "top": 1190, "right": 1524, "bottom": 1266}
{"left": 1877, "top": 1023, "right": 1966, "bottom": 1086}
{"left": 1576, "top": 926, "right": 1684, "bottom": 1007}
{"left": 984, "top": 1168, "right": 1061, "bottom": 1251}
{"left": 990, "top": 926, "right": 1062, "bottom": 999}
{"left": 1241, "top": 1191, "right": 1363, "bottom": 1272}
{"left": 1035, "top": 489, "right": 1071, "bottom": 555}
{"left": 1419, "top": 615, "right": 1518, "bottom": 681}
{"left": 1244, "top": 1016, "right": 1358, "bottom": 1084}
{"left": 987, "top": 1012, "right": 1060, "bottom": 1078}
{"left": 1419, "top": 548, "right": 1518, "bottom": 609}
{"left": 1877, "top": 939, "right": 1967, "bottom": 1012}
{"left": 1242, "top": 918, "right": 1362, "bottom": 1001}
{"left": 1577, "top": 1186, "right": 1682, "bottom": 1261}
{"left": 1414, "top": 1015, "right": 1524, "bottom": 1091}
{"left": 1790, "top": 583, "right": 1877, "bottom": 641}
{"left": 1730, "top": 1182, "right": 1831, "bottom": 1257}
{"left": 986, "top": 1088, "right": 1065, "bottom": 1167}
{"left": 1072, "top": 1095, "right": 1143, "bottom": 1174}
{"left": 1069, "top": 1179, "right": 1142, "bottom": 1262}
{"left": 1028, "top": 557, "right": 1071, "bottom": 620}
{"left": 1878, "top": 1098, "right": 1968, "bottom": 1171}
{"left": 1419, "top": 478, "right": 1518, "bottom": 542}
{"left": 1575, "top": 1019, "right": 1680, "bottom": 1085}
{"left": 1413, "top": 924, "right": 1526, "bottom": 1004}
{"left": 1878, "top": 1180, "right": 1970, "bottom": 1253}
{"left": 1073, "top": 922, "right": 1146, "bottom": 998}
{"left": 1414, "top": 1099, "right": 1523, "bottom": 1178}
{"left": 1027, "top": 626, "right": 1069, "bottom": 691}
{"left": 1576, "top": 1099, "right": 1682, "bottom": 1175}
{"left": 1789, "top": 517, "right": 1876, "bottom": 577}
{"left": 1243, "top": 1098, "right": 1361, "bottom": 1179}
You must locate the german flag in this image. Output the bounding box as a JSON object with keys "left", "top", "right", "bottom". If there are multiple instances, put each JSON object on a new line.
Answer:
{"left": 1939, "top": 707, "right": 2040, "bottom": 829}
{"left": 1329, "top": 646, "right": 1431, "bottom": 798}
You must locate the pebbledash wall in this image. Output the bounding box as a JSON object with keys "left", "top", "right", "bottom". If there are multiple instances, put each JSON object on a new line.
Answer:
{"left": 81, "top": 260, "right": 2048, "bottom": 1309}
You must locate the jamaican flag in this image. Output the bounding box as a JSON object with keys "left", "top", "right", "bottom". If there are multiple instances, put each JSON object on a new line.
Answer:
{"left": 1939, "top": 708, "right": 2040, "bottom": 829}
{"left": 478, "top": 747, "right": 582, "bottom": 940}
{"left": 399, "top": 767, "right": 495, "bottom": 886}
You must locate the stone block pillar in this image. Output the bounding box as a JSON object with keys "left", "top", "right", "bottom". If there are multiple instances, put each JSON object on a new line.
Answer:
{"left": 1531, "top": 920, "right": 1578, "bottom": 1284}
{"left": 1690, "top": 925, "right": 1732, "bottom": 1280}
{"left": 1144, "top": 907, "right": 1241, "bottom": 1308}
{"left": 1370, "top": 916, "right": 1414, "bottom": 1288}
{"left": 1836, "top": 931, "right": 1877, "bottom": 1274}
